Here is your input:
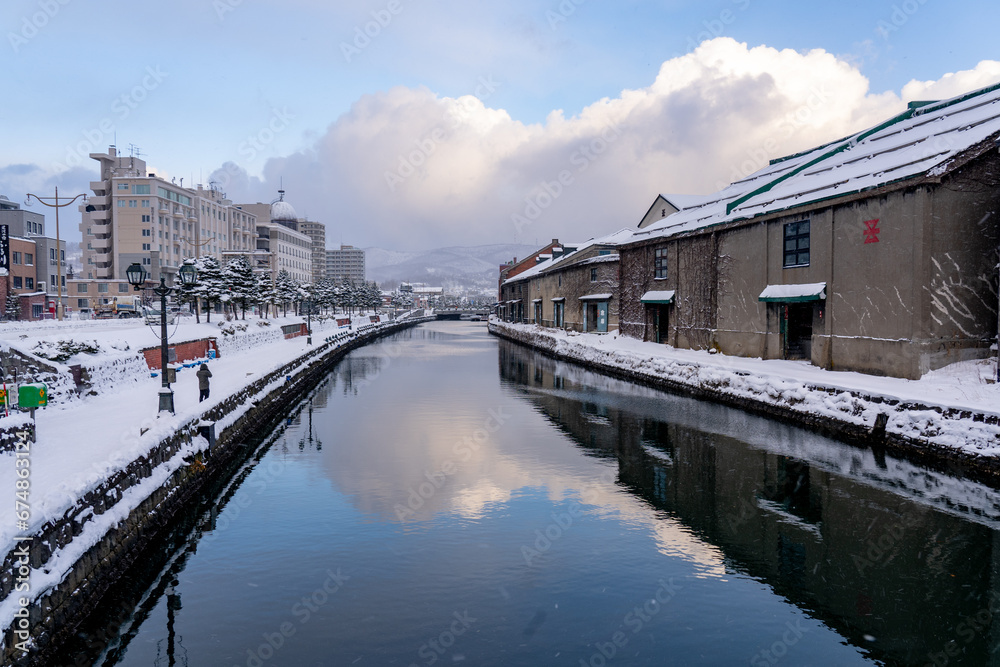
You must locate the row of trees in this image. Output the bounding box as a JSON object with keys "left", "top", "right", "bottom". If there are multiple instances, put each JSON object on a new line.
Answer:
{"left": 177, "top": 256, "right": 384, "bottom": 322}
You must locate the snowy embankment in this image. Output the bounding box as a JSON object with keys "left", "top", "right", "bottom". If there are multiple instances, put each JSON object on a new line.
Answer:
{"left": 0, "top": 312, "right": 409, "bottom": 639}
{"left": 489, "top": 319, "right": 1000, "bottom": 457}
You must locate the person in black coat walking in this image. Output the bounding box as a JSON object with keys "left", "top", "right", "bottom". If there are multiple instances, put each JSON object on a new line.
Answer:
{"left": 197, "top": 363, "right": 212, "bottom": 402}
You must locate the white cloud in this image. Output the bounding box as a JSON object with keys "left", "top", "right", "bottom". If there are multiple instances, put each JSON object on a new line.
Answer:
{"left": 900, "top": 60, "right": 1000, "bottom": 102}
{"left": 24, "top": 40, "right": 1000, "bottom": 252}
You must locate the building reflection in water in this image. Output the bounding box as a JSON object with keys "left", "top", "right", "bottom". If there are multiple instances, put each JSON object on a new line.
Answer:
{"left": 498, "top": 339, "right": 1000, "bottom": 667}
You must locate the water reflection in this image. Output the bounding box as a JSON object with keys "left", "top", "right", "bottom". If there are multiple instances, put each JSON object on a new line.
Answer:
{"left": 499, "top": 339, "right": 1000, "bottom": 666}
{"left": 62, "top": 322, "right": 1000, "bottom": 666}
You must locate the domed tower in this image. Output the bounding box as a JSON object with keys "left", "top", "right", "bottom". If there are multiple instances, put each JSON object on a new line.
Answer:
{"left": 270, "top": 189, "right": 298, "bottom": 230}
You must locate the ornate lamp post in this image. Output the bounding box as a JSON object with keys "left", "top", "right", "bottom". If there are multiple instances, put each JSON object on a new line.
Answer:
{"left": 127, "top": 260, "right": 198, "bottom": 413}
{"left": 24, "top": 186, "right": 87, "bottom": 320}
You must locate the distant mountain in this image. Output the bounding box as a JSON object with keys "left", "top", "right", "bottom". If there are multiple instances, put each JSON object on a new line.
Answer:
{"left": 363, "top": 243, "right": 540, "bottom": 291}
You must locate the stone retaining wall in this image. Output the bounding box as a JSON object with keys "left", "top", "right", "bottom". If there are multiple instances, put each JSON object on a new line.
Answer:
{"left": 489, "top": 321, "right": 1000, "bottom": 485}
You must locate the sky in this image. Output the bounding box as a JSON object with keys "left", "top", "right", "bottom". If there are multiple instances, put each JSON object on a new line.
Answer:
{"left": 2, "top": 0, "right": 1000, "bottom": 252}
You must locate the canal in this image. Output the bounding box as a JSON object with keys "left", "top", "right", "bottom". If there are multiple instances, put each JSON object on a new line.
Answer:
{"left": 65, "top": 321, "right": 1000, "bottom": 666}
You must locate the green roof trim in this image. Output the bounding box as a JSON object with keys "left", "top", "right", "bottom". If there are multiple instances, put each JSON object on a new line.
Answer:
{"left": 727, "top": 108, "right": 916, "bottom": 216}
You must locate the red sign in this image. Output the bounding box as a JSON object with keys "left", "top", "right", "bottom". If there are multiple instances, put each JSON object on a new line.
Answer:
{"left": 863, "top": 218, "right": 880, "bottom": 244}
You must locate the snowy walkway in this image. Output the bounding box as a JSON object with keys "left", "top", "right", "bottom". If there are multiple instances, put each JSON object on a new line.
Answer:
{"left": 0, "top": 314, "right": 380, "bottom": 562}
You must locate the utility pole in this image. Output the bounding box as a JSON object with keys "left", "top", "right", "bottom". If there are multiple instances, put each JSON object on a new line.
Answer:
{"left": 25, "top": 187, "right": 87, "bottom": 321}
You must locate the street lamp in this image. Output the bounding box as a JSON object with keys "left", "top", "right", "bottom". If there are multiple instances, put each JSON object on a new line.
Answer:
{"left": 127, "top": 260, "right": 198, "bottom": 414}
{"left": 24, "top": 187, "right": 87, "bottom": 321}
{"left": 305, "top": 298, "right": 312, "bottom": 345}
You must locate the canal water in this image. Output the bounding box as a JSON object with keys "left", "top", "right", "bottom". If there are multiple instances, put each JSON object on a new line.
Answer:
{"left": 67, "top": 321, "right": 1000, "bottom": 666}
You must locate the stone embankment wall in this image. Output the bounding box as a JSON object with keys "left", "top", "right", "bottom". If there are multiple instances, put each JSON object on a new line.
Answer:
{"left": 1, "top": 318, "right": 429, "bottom": 665}
{"left": 489, "top": 321, "right": 1000, "bottom": 483}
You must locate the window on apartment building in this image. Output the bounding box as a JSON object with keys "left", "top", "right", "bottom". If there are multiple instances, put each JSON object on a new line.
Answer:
{"left": 118, "top": 183, "right": 130, "bottom": 190}
{"left": 25, "top": 278, "right": 33, "bottom": 289}
{"left": 654, "top": 248, "right": 668, "bottom": 279}
{"left": 132, "top": 184, "right": 150, "bottom": 195}
{"left": 590, "top": 268, "right": 598, "bottom": 282}
{"left": 118, "top": 283, "right": 129, "bottom": 293}
{"left": 142, "top": 229, "right": 151, "bottom": 237}
{"left": 783, "top": 220, "right": 810, "bottom": 268}
{"left": 12, "top": 251, "right": 20, "bottom": 265}
{"left": 128, "top": 200, "right": 137, "bottom": 207}
{"left": 77, "top": 299, "right": 88, "bottom": 308}
{"left": 13, "top": 277, "right": 21, "bottom": 288}
{"left": 98, "top": 283, "right": 109, "bottom": 293}
{"left": 61, "top": 276, "right": 65, "bottom": 287}
{"left": 50, "top": 274, "right": 55, "bottom": 286}
{"left": 117, "top": 200, "right": 125, "bottom": 207}
{"left": 141, "top": 215, "right": 151, "bottom": 223}
{"left": 142, "top": 258, "right": 151, "bottom": 265}
{"left": 88, "top": 258, "right": 93, "bottom": 265}
{"left": 24, "top": 253, "right": 32, "bottom": 266}
{"left": 50, "top": 248, "right": 55, "bottom": 260}
{"left": 141, "top": 200, "right": 150, "bottom": 207}
{"left": 143, "top": 243, "right": 151, "bottom": 250}
{"left": 78, "top": 283, "right": 88, "bottom": 293}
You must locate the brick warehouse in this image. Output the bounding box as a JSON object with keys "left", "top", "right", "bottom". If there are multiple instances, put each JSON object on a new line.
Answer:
{"left": 618, "top": 83, "right": 1000, "bottom": 379}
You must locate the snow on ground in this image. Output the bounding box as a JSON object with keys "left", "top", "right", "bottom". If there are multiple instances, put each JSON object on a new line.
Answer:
{"left": 490, "top": 320, "right": 1000, "bottom": 455}
{"left": 0, "top": 313, "right": 385, "bottom": 568}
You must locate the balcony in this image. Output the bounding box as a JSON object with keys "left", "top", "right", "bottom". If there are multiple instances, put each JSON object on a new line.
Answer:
{"left": 89, "top": 181, "right": 107, "bottom": 193}
{"left": 93, "top": 252, "right": 111, "bottom": 264}
{"left": 88, "top": 194, "right": 109, "bottom": 208}
{"left": 95, "top": 266, "right": 113, "bottom": 280}
{"left": 89, "top": 208, "right": 110, "bottom": 221}
{"left": 91, "top": 238, "right": 111, "bottom": 252}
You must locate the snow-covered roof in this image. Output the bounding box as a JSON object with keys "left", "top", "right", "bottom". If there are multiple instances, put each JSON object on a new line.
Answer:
{"left": 661, "top": 193, "right": 710, "bottom": 210}
{"left": 579, "top": 293, "right": 613, "bottom": 301}
{"left": 636, "top": 82, "right": 1000, "bottom": 241}
{"left": 503, "top": 228, "right": 634, "bottom": 286}
{"left": 758, "top": 282, "right": 827, "bottom": 302}
{"left": 640, "top": 290, "right": 676, "bottom": 303}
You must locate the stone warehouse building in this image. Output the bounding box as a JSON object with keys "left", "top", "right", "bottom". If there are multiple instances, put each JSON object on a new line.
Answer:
{"left": 620, "top": 83, "right": 1000, "bottom": 379}
{"left": 499, "top": 229, "right": 633, "bottom": 332}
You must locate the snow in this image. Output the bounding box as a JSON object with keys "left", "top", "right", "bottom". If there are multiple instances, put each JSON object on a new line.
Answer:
{"left": 758, "top": 282, "right": 827, "bottom": 300}
{"left": 489, "top": 320, "right": 1000, "bottom": 455}
{"left": 0, "top": 312, "right": 408, "bottom": 631}
{"left": 578, "top": 293, "right": 613, "bottom": 301}
{"left": 640, "top": 290, "right": 676, "bottom": 303}
{"left": 502, "top": 228, "right": 633, "bottom": 287}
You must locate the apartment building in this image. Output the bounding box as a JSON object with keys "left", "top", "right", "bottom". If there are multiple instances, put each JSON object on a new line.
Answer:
{"left": 326, "top": 244, "right": 365, "bottom": 283}
{"left": 78, "top": 146, "right": 257, "bottom": 288}
{"left": 233, "top": 193, "right": 312, "bottom": 284}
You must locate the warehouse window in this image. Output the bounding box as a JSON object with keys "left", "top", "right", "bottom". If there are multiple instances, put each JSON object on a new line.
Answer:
{"left": 783, "top": 221, "right": 810, "bottom": 268}
{"left": 654, "top": 248, "right": 668, "bottom": 279}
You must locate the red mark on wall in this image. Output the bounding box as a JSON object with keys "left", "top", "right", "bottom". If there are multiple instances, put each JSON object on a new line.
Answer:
{"left": 863, "top": 218, "right": 880, "bottom": 244}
